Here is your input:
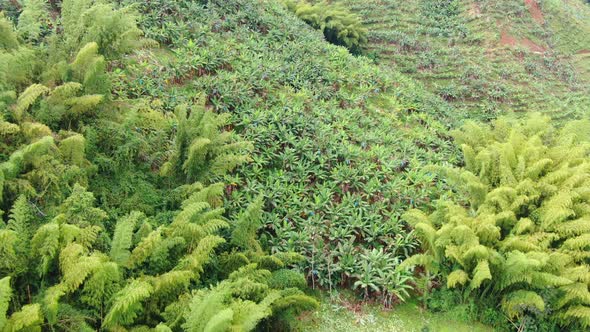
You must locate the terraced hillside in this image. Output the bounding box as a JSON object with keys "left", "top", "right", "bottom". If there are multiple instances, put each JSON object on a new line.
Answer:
{"left": 337, "top": 0, "right": 590, "bottom": 121}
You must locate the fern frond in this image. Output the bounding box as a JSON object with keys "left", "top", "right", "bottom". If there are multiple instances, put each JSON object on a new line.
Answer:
{"left": 65, "top": 94, "right": 103, "bottom": 116}
{"left": 0, "top": 14, "right": 19, "bottom": 50}
{"left": 230, "top": 290, "right": 282, "bottom": 331}
{"left": 59, "top": 134, "right": 86, "bottom": 166}
{"left": 557, "top": 283, "right": 590, "bottom": 309}
{"left": 59, "top": 243, "right": 103, "bottom": 292}
{"left": 31, "top": 222, "right": 60, "bottom": 276}
{"left": 151, "top": 270, "right": 192, "bottom": 299}
{"left": 560, "top": 305, "right": 590, "bottom": 328}
{"left": 231, "top": 195, "right": 264, "bottom": 253}
{"left": 14, "top": 83, "right": 49, "bottom": 121}
{"left": 128, "top": 229, "right": 162, "bottom": 269}
{"left": 43, "top": 284, "right": 66, "bottom": 324}
{"left": 0, "top": 276, "right": 11, "bottom": 330}
{"left": 502, "top": 290, "right": 545, "bottom": 319}
{"left": 447, "top": 269, "right": 469, "bottom": 288}
{"left": 111, "top": 212, "right": 143, "bottom": 265}
{"left": 184, "top": 283, "right": 232, "bottom": 332}
{"left": 102, "top": 280, "right": 154, "bottom": 329}
{"left": 49, "top": 82, "right": 83, "bottom": 100}
{"left": 0, "top": 230, "right": 18, "bottom": 272}
{"left": 562, "top": 234, "right": 590, "bottom": 250}
{"left": 81, "top": 261, "right": 120, "bottom": 313}
{"left": 3, "top": 303, "right": 43, "bottom": 331}
{"left": 470, "top": 260, "right": 491, "bottom": 289}
{"left": 16, "top": 0, "right": 49, "bottom": 42}
{"left": 176, "top": 235, "right": 225, "bottom": 279}
{"left": 202, "top": 308, "right": 233, "bottom": 332}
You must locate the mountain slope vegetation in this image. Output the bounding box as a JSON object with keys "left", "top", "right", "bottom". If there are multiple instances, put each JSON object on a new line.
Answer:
{"left": 0, "top": 0, "right": 588, "bottom": 331}
{"left": 337, "top": 0, "right": 590, "bottom": 121}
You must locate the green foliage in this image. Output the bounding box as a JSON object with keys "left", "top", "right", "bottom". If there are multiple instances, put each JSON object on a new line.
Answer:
{"left": 121, "top": 0, "right": 457, "bottom": 304}
{"left": 0, "top": 277, "right": 11, "bottom": 330}
{"left": 17, "top": 0, "right": 50, "bottom": 43}
{"left": 110, "top": 211, "right": 143, "bottom": 265}
{"left": 0, "top": 1, "right": 318, "bottom": 331}
{"left": 268, "top": 269, "right": 308, "bottom": 290}
{"left": 161, "top": 101, "right": 252, "bottom": 183}
{"left": 335, "top": 0, "right": 590, "bottom": 121}
{"left": 0, "top": 13, "right": 18, "bottom": 50}
{"left": 57, "top": 0, "right": 144, "bottom": 59}
{"left": 404, "top": 114, "right": 590, "bottom": 329}
{"left": 231, "top": 194, "right": 264, "bottom": 253}
{"left": 103, "top": 280, "right": 154, "bottom": 329}
{"left": 286, "top": 1, "right": 368, "bottom": 53}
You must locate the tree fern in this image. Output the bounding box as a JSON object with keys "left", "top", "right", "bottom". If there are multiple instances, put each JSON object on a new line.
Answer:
{"left": 57, "top": 0, "right": 143, "bottom": 60}
{"left": 176, "top": 235, "right": 225, "bottom": 278}
{"left": 202, "top": 308, "right": 233, "bottom": 332}
{"left": 103, "top": 280, "right": 154, "bottom": 329}
{"left": 0, "top": 14, "right": 18, "bottom": 50}
{"left": 502, "top": 290, "right": 545, "bottom": 319}
{"left": 110, "top": 212, "right": 142, "bottom": 265}
{"left": 404, "top": 115, "right": 590, "bottom": 328}
{"left": 30, "top": 222, "right": 60, "bottom": 276}
{"left": 286, "top": 0, "right": 368, "bottom": 52}
{"left": 0, "top": 277, "right": 11, "bottom": 330}
{"left": 231, "top": 195, "right": 264, "bottom": 254}
{"left": 183, "top": 283, "right": 232, "bottom": 332}
{"left": 17, "top": 0, "right": 49, "bottom": 42}
{"left": 13, "top": 83, "right": 49, "bottom": 122}
{"left": 3, "top": 303, "right": 43, "bottom": 332}
{"left": 161, "top": 102, "right": 252, "bottom": 183}
{"left": 447, "top": 269, "right": 469, "bottom": 288}
{"left": 229, "top": 291, "right": 281, "bottom": 331}
{"left": 128, "top": 228, "right": 163, "bottom": 269}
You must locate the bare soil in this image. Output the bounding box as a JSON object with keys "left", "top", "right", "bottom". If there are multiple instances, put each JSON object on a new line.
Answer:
{"left": 500, "top": 29, "right": 546, "bottom": 53}
{"left": 525, "top": 0, "right": 545, "bottom": 24}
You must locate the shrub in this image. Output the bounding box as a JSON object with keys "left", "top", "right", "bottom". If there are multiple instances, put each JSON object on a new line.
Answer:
{"left": 269, "top": 269, "right": 308, "bottom": 290}
{"left": 285, "top": 1, "right": 368, "bottom": 53}
{"left": 402, "top": 114, "right": 590, "bottom": 330}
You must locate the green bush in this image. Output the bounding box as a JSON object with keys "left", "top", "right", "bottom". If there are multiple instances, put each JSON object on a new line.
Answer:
{"left": 285, "top": 1, "right": 368, "bottom": 53}
{"left": 402, "top": 114, "right": 590, "bottom": 330}
{"left": 0, "top": 1, "right": 317, "bottom": 330}
{"left": 269, "top": 269, "right": 308, "bottom": 290}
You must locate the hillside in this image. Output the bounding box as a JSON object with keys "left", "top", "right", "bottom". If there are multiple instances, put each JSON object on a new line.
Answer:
{"left": 0, "top": 0, "right": 589, "bottom": 331}
{"left": 337, "top": 0, "right": 590, "bottom": 121}
{"left": 125, "top": 0, "right": 460, "bottom": 294}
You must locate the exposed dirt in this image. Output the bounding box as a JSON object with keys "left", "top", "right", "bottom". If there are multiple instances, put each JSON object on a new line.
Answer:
{"left": 520, "top": 38, "right": 546, "bottom": 53}
{"left": 500, "top": 29, "right": 546, "bottom": 53}
{"left": 577, "top": 49, "right": 590, "bottom": 55}
{"left": 500, "top": 30, "right": 518, "bottom": 47}
{"left": 525, "top": 0, "right": 545, "bottom": 25}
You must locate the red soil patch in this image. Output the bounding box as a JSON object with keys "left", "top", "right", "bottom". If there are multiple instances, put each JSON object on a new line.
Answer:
{"left": 577, "top": 49, "right": 590, "bottom": 55}
{"left": 500, "top": 29, "right": 546, "bottom": 53}
{"left": 524, "top": 0, "right": 545, "bottom": 24}
{"left": 520, "top": 38, "right": 546, "bottom": 53}
{"left": 500, "top": 30, "right": 518, "bottom": 47}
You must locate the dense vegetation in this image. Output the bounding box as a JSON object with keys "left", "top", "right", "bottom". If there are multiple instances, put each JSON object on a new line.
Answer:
{"left": 403, "top": 115, "right": 590, "bottom": 330}
{"left": 0, "top": 0, "right": 589, "bottom": 331}
{"left": 0, "top": 1, "right": 318, "bottom": 330}
{"left": 335, "top": 0, "right": 590, "bottom": 121}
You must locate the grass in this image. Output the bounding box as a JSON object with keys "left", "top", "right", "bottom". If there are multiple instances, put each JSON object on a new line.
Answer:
{"left": 335, "top": 0, "right": 590, "bottom": 121}
{"left": 294, "top": 292, "right": 495, "bottom": 332}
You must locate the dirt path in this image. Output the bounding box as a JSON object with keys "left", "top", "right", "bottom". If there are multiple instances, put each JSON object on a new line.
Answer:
{"left": 525, "top": 0, "right": 545, "bottom": 24}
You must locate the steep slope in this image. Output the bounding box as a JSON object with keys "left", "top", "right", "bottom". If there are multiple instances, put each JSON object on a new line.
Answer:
{"left": 121, "top": 0, "right": 460, "bottom": 297}
{"left": 337, "top": 0, "right": 590, "bottom": 121}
